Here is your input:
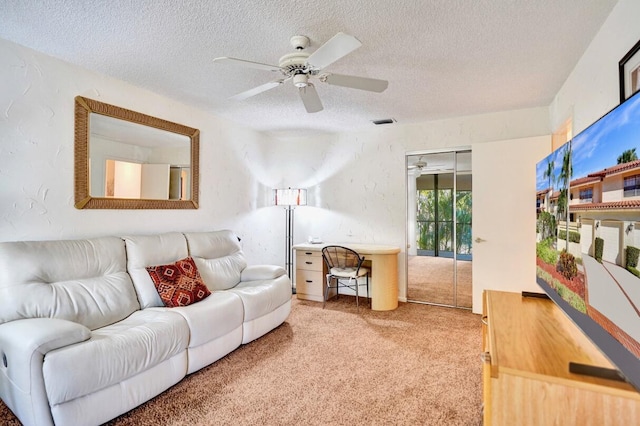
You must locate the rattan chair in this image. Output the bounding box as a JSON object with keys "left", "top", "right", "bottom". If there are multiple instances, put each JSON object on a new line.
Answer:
{"left": 321, "top": 245, "right": 370, "bottom": 311}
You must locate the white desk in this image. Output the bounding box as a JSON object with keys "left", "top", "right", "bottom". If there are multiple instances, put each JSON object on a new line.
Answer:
{"left": 293, "top": 243, "right": 400, "bottom": 311}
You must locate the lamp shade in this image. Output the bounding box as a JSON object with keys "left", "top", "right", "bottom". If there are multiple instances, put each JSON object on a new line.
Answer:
{"left": 274, "top": 188, "right": 307, "bottom": 206}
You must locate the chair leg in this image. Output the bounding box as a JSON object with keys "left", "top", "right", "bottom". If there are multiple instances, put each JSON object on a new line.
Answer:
{"left": 323, "top": 274, "right": 331, "bottom": 309}
{"left": 354, "top": 277, "right": 359, "bottom": 313}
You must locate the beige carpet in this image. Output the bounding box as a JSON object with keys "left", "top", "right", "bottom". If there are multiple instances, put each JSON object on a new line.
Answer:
{"left": 0, "top": 297, "right": 482, "bottom": 426}
{"left": 408, "top": 255, "right": 472, "bottom": 308}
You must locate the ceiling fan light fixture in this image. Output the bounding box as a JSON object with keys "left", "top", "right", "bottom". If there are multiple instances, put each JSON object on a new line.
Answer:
{"left": 293, "top": 73, "right": 309, "bottom": 88}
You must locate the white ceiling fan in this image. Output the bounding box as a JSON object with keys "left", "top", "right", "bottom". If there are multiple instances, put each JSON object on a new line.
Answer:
{"left": 213, "top": 32, "right": 388, "bottom": 113}
{"left": 408, "top": 157, "right": 429, "bottom": 171}
{"left": 407, "top": 157, "right": 447, "bottom": 173}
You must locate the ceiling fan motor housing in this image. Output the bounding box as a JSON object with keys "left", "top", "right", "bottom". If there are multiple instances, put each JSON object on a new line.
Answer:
{"left": 279, "top": 52, "right": 310, "bottom": 74}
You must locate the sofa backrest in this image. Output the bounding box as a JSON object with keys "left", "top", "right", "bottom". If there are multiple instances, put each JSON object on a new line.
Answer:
{"left": 184, "top": 230, "right": 247, "bottom": 291}
{"left": 0, "top": 237, "right": 139, "bottom": 330}
{"left": 124, "top": 232, "right": 190, "bottom": 308}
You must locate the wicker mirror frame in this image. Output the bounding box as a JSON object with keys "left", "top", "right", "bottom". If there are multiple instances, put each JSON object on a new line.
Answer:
{"left": 74, "top": 96, "right": 199, "bottom": 209}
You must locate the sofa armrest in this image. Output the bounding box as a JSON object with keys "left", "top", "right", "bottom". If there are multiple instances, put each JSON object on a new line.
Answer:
{"left": 241, "top": 265, "right": 286, "bottom": 281}
{"left": 0, "top": 318, "right": 91, "bottom": 356}
{"left": 0, "top": 318, "right": 91, "bottom": 424}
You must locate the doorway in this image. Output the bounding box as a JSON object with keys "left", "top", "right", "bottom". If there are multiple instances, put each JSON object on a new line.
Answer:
{"left": 406, "top": 150, "right": 472, "bottom": 308}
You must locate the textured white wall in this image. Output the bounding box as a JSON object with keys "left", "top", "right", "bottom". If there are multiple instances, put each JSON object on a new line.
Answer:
{"left": 550, "top": 0, "right": 640, "bottom": 134}
{"left": 0, "top": 38, "right": 283, "bottom": 266}
{"left": 0, "top": 37, "right": 554, "bottom": 311}
{"left": 264, "top": 108, "right": 551, "bottom": 307}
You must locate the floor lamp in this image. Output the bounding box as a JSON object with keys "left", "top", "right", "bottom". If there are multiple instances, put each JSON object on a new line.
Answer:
{"left": 274, "top": 187, "right": 307, "bottom": 294}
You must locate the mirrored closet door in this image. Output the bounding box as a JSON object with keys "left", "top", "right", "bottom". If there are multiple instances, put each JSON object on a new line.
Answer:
{"left": 406, "top": 150, "right": 472, "bottom": 308}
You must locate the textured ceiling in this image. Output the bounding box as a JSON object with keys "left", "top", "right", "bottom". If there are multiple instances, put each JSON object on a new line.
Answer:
{"left": 0, "top": 0, "right": 618, "bottom": 138}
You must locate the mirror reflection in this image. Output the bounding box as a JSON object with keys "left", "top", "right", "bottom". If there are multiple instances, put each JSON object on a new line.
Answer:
{"left": 90, "top": 114, "right": 191, "bottom": 200}
{"left": 74, "top": 96, "right": 199, "bottom": 209}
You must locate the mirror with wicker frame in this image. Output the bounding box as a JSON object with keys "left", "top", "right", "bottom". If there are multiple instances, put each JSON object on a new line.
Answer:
{"left": 74, "top": 96, "right": 199, "bottom": 209}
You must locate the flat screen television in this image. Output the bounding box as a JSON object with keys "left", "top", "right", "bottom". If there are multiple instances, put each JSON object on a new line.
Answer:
{"left": 536, "top": 89, "right": 640, "bottom": 392}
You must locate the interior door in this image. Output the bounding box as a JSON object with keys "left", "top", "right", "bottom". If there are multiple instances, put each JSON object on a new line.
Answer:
{"left": 141, "top": 163, "right": 170, "bottom": 199}
{"left": 471, "top": 135, "right": 549, "bottom": 313}
{"left": 406, "top": 150, "right": 472, "bottom": 308}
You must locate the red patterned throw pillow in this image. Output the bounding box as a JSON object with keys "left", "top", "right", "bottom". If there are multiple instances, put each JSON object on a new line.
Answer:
{"left": 146, "top": 257, "right": 211, "bottom": 307}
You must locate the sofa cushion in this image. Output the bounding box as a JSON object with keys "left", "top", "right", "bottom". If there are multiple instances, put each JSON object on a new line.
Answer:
{"left": 42, "top": 309, "right": 189, "bottom": 406}
{"left": 146, "top": 257, "right": 211, "bottom": 307}
{"left": 228, "top": 275, "right": 292, "bottom": 322}
{"left": 185, "top": 231, "right": 247, "bottom": 290}
{"left": 124, "top": 232, "right": 189, "bottom": 308}
{"left": 150, "top": 290, "right": 244, "bottom": 348}
{"left": 184, "top": 230, "right": 243, "bottom": 259}
{"left": 192, "top": 252, "right": 247, "bottom": 291}
{"left": 0, "top": 237, "right": 139, "bottom": 330}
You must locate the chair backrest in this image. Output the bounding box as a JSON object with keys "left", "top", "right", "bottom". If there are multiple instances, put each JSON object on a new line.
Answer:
{"left": 322, "top": 246, "right": 364, "bottom": 272}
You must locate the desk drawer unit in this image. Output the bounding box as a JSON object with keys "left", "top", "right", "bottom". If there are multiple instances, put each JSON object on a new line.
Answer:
{"left": 295, "top": 251, "right": 325, "bottom": 302}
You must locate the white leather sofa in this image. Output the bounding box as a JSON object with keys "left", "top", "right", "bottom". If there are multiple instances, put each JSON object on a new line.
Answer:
{"left": 0, "top": 230, "right": 291, "bottom": 426}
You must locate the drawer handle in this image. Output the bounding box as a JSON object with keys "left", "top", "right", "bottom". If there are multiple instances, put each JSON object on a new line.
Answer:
{"left": 305, "top": 261, "right": 313, "bottom": 265}
{"left": 305, "top": 252, "right": 313, "bottom": 255}
{"left": 306, "top": 280, "right": 313, "bottom": 283}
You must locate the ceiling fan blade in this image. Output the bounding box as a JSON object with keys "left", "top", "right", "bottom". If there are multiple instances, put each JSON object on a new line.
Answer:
{"left": 306, "top": 32, "right": 362, "bottom": 70}
{"left": 323, "top": 73, "right": 388, "bottom": 92}
{"left": 229, "top": 79, "right": 284, "bottom": 101}
{"left": 213, "top": 56, "right": 282, "bottom": 72}
{"left": 299, "top": 84, "right": 323, "bottom": 113}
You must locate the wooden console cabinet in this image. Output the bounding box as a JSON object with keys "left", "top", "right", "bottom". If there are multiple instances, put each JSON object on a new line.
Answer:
{"left": 482, "top": 290, "right": 640, "bottom": 425}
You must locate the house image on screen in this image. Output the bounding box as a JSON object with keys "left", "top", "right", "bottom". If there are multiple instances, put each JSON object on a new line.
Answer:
{"left": 566, "top": 159, "right": 640, "bottom": 266}
{"left": 536, "top": 156, "right": 640, "bottom": 360}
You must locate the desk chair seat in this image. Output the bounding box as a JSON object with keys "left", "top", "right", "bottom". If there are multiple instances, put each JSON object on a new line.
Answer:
{"left": 322, "top": 246, "right": 370, "bottom": 311}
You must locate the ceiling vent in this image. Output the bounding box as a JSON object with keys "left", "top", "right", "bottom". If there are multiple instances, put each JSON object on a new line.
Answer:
{"left": 371, "top": 118, "right": 396, "bottom": 125}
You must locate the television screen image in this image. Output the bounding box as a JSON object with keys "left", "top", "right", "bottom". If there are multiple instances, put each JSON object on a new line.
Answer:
{"left": 536, "top": 90, "right": 640, "bottom": 391}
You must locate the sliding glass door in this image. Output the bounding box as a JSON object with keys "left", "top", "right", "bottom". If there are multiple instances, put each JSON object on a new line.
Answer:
{"left": 406, "top": 150, "right": 472, "bottom": 308}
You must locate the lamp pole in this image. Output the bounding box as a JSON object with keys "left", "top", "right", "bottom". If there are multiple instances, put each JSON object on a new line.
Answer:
{"left": 275, "top": 188, "right": 307, "bottom": 295}
{"left": 284, "top": 204, "right": 294, "bottom": 293}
